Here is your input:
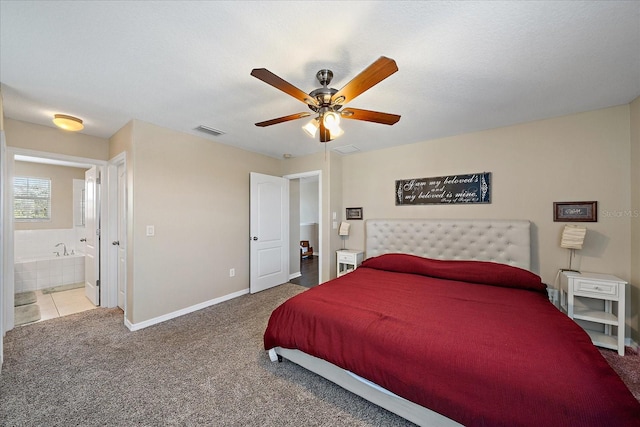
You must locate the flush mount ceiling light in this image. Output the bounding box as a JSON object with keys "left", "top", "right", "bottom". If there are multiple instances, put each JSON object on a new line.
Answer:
{"left": 251, "top": 56, "right": 401, "bottom": 143}
{"left": 52, "top": 114, "right": 84, "bottom": 131}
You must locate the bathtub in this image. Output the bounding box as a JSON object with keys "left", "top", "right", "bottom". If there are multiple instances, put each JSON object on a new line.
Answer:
{"left": 14, "top": 253, "right": 85, "bottom": 293}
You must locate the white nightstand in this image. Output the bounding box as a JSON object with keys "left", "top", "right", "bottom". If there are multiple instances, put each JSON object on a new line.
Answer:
{"left": 560, "top": 271, "right": 626, "bottom": 356}
{"left": 336, "top": 250, "right": 364, "bottom": 277}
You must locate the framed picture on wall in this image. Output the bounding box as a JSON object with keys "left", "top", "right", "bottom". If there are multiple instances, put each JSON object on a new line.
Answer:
{"left": 553, "top": 201, "right": 598, "bottom": 222}
{"left": 346, "top": 207, "right": 363, "bottom": 220}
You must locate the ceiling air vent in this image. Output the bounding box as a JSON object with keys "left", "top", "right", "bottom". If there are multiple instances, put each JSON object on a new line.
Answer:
{"left": 195, "top": 125, "right": 226, "bottom": 137}
{"left": 332, "top": 145, "right": 360, "bottom": 155}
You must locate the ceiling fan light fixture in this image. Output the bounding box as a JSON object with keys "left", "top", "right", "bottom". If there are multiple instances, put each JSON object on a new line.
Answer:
{"left": 53, "top": 114, "right": 84, "bottom": 131}
{"left": 251, "top": 57, "right": 400, "bottom": 143}
{"left": 323, "top": 111, "right": 341, "bottom": 130}
{"left": 329, "top": 125, "right": 344, "bottom": 140}
{"left": 302, "top": 118, "right": 319, "bottom": 138}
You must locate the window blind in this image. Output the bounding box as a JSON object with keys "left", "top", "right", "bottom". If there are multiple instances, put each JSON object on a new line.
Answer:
{"left": 14, "top": 176, "right": 51, "bottom": 221}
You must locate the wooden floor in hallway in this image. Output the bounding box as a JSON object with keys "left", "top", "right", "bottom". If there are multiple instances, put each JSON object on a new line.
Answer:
{"left": 290, "top": 255, "right": 319, "bottom": 288}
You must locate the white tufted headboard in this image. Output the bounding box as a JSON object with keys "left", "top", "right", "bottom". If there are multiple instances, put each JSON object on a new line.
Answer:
{"left": 366, "top": 219, "right": 531, "bottom": 271}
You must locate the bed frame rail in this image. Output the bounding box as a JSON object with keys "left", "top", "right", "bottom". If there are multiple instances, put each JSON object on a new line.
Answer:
{"left": 273, "top": 347, "right": 463, "bottom": 427}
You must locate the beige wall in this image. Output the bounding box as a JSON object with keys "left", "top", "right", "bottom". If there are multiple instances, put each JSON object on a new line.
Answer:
{"left": 630, "top": 96, "right": 640, "bottom": 343}
{"left": 341, "top": 105, "right": 635, "bottom": 336}
{"left": 5, "top": 118, "right": 109, "bottom": 160}
{"left": 14, "top": 162, "right": 86, "bottom": 230}
{"left": 4, "top": 100, "right": 638, "bottom": 340}
{"left": 109, "top": 120, "right": 134, "bottom": 160}
{"left": 282, "top": 151, "right": 344, "bottom": 281}
{"left": 3, "top": 119, "right": 109, "bottom": 231}
{"left": 0, "top": 90, "right": 4, "bottom": 131}
{"left": 112, "top": 120, "right": 281, "bottom": 324}
{"left": 328, "top": 151, "right": 343, "bottom": 278}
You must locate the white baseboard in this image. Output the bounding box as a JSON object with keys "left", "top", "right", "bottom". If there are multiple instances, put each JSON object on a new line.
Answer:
{"left": 124, "top": 288, "right": 250, "bottom": 331}
{"left": 625, "top": 338, "right": 638, "bottom": 350}
{"left": 289, "top": 272, "right": 301, "bottom": 280}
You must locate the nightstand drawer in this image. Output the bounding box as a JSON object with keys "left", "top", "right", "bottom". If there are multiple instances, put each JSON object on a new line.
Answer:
{"left": 338, "top": 253, "right": 356, "bottom": 263}
{"left": 573, "top": 279, "right": 618, "bottom": 298}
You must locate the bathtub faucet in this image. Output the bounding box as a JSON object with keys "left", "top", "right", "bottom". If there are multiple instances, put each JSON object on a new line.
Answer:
{"left": 55, "top": 242, "right": 68, "bottom": 256}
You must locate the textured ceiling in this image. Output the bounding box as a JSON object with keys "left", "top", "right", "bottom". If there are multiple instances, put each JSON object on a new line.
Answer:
{"left": 1, "top": 1, "right": 639, "bottom": 159}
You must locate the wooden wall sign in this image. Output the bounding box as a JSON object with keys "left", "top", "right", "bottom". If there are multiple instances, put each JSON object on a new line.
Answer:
{"left": 395, "top": 172, "right": 491, "bottom": 205}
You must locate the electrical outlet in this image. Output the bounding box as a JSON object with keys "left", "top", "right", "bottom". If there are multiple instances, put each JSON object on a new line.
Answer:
{"left": 229, "top": 268, "right": 235, "bottom": 277}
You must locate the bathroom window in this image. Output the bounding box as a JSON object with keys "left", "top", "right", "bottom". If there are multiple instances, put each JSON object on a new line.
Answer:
{"left": 14, "top": 176, "right": 52, "bottom": 221}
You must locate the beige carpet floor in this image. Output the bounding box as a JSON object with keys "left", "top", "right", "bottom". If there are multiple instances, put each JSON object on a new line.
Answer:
{"left": 1, "top": 283, "right": 414, "bottom": 426}
{"left": 2, "top": 283, "right": 638, "bottom": 426}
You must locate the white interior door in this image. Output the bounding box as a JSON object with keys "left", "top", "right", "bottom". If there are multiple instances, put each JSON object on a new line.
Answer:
{"left": 250, "top": 172, "right": 289, "bottom": 293}
{"left": 116, "top": 164, "right": 126, "bottom": 309}
{"left": 85, "top": 166, "right": 100, "bottom": 306}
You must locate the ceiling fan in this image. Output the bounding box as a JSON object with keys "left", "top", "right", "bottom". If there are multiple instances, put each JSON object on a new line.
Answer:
{"left": 251, "top": 56, "right": 401, "bottom": 143}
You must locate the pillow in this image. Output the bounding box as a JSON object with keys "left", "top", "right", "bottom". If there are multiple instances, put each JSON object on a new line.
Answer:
{"left": 361, "top": 253, "right": 546, "bottom": 293}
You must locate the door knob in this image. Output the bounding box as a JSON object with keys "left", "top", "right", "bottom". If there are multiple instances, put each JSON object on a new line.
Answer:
{"left": 80, "top": 238, "right": 87, "bottom": 242}
{"left": 252, "top": 236, "right": 258, "bottom": 241}
{"left": 112, "top": 240, "right": 120, "bottom": 246}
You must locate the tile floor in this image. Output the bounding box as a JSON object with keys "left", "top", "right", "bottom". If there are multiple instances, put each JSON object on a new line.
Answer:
{"left": 35, "top": 287, "right": 96, "bottom": 322}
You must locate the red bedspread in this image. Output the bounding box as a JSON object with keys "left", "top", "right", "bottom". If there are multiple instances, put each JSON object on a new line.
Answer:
{"left": 264, "top": 254, "right": 640, "bottom": 426}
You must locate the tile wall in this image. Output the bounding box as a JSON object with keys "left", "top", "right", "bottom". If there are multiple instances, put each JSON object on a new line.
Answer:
{"left": 15, "top": 228, "right": 87, "bottom": 259}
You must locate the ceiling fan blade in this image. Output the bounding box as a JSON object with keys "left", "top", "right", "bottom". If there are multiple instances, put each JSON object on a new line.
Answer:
{"left": 251, "top": 68, "right": 318, "bottom": 107}
{"left": 341, "top": 108, "right": 401, "bottom": 125}
{"left": 319, "top": 118, "right": 330, "bottom": 143}
{"left": 331, "top": 57, "right": 398, "bottom": 105}
{"left": 255, "top": 112, "right": 311, "bottom": 127}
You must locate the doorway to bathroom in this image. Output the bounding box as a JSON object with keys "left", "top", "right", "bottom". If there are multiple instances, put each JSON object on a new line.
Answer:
{"left": 12, "top": 156, "right": 96, "bottom": 326}
{"left": 3, "top": 148, "right": 121, "bottom": 333}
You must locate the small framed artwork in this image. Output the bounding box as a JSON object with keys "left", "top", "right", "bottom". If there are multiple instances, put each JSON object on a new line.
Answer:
{"left": 346, "top": 207, "right": 363, "bottom": 220}
{"left": 553, "top": 201, "right": 598, "bottom": 222}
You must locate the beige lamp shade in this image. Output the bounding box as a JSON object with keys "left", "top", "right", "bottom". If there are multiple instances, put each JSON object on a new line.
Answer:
{"left": 339, "top": 222, "right": 350, "bottom": 236}
{"left": 560, "top": 225, "right": 587, "bottom": 250}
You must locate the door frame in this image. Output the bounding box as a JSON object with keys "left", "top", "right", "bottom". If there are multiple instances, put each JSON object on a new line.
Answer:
{"left": 83, "top": 165, "right": 100, "bottom": 305}
{"left": 284, "top": 170, "right": 322, "bottom": 285}
{"left": 107, "top": 152, "right": 126, "bottom": 313}
{"left": 1, "top": 131, "right": 6, "bottom": 368}
{"left": 2, "top": 147, "right": 117, "bottom": 332}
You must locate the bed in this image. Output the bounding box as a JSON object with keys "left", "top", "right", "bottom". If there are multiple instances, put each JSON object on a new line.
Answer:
{"left": 264, "top": 219, "right": 640, "bottom": 426}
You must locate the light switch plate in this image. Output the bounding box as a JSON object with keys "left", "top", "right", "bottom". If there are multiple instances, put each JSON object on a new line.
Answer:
{"left": 146, "top": 225, "right": 155, "bottom": 236}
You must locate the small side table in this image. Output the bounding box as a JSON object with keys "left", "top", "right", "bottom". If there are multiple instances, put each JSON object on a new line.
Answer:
{"left": 560, "top": 271, "right": 626, "bottom": 356}
{"left": 336, "top": 250, "right": 364, "bottom": 277}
